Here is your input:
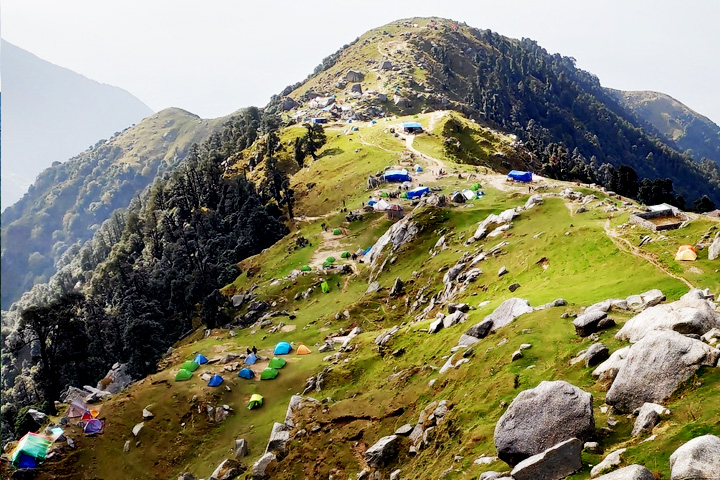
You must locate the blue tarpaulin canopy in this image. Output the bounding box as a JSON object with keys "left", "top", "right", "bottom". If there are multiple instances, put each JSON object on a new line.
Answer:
{"left": 402, "top": 122, "right": 423, "bottom": 132}
{"left": 406, "top": 186, "right": 430, "bottom": 199}
{"left": 274, "top": 341, "right": 292, "bottom": 355}
{"left": 508, "top": 170, "right": 532, "bottom": 182}
{"left": 384, "top": 169, "right": 411, "bottom": 182}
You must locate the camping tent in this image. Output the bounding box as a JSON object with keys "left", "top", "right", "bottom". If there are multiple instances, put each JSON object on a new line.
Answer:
{"left": 301, "top": 265, "right": 312, "bottom": 272}
{"left": 321, "top": 281, "right": 330, "bottom": 293}
{"left": 406, "top": 186, "right": 430, "bottom": 200}
{"left": 269, "top": 357, "right": 287, "bottom": 369}
{"left": 181, "top": 360, "right": 200, "bottom": 372}
{"left": 507, "top": 170, "right": 532, "bottom": 182}
{"left": 341, "top": 251, "right": 350, "bottom": 258}
{"left": 414, "top": 164, "right": 423, "bottom": 172}
{"left": 11, "top": 433, "right": 52, "bottom": 469}
{"left": 333, "top": 228, "right": 342, "bottom": 235}
{"left": 244, "top": 353, "right": 258, "bottom": 365}
{"left": 248, "top": 394, "right": 264, "bottom": 410}
{"left": 297, "top": 345, "right": 312, "bottom": 355}
{"left": 373, "top": 199, "right": 390, "bottom": 211}
{"left": 675, "top": 245, "right": 698, "bottom": 261}
{"left": 208, "top": 374, "right": 224, "bottom": 387}
{"left": 462, "top": 189, "right": 475, "bottom": 200}
{"left": 84, "top": 419, "right": 103, "bottom": 434}
{"left": 238, "top": 368, "right": 255, "bottom": 379}
{"left": 175, "top": 369, "right": 193, "bottom": 381}
{"left": 274, "top": 341, "right": 293, "bottom": 355}
{"left": 67, "top": 397, "right": 89, "bottom": 418}
{"left": 261, "top": 368, "right": 279, "bottom": 380}
{"left": 194, "top": 354, "right": 208, "bottom": 365}
{"left": 384, "top": 169, "right": 411, "bottom": 183}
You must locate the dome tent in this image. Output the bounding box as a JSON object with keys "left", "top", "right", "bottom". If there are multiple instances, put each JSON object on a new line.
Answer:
{"left": 238, "top": 368, "right": 255, "bottom": 379}
{"left": 675, "top": 245, "right": 697, "bottom": 261}
{"left": 181, "top": 360, "right": 200, "bottom": 372}
{"left": 268, "top": 357, "right": 287, "bottom": 369}
{"left": 261, "top": 367, "right": 279, "bottom": 380}
{"left": 274, "top": 341, "right": 292, "bottom": 355}
{"left": 248, "top": 394, "right": 264, "bottom": 410}
{"left": 193, "top": 354, "right": 208, "bottom": 365}
{"left": 297, "top": 345, "right": 312, "bottom": 355}
{"left": 208, "top": 374, "right": 224, "bottom": 387}
{"left": 83, "top": 419, "right": 103, "bottom": 434}
{"left": 244, "top": 353, "right": 258, "bottom": 365}
{"left": 175, "top": 369, "right": 193, "bottom": 381}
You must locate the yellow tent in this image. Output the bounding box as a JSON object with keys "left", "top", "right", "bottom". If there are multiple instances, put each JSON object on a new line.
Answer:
{"left": 675, "top": 245, "right": 697, "bottom": 261}
{"left": 297, "top": 344, "right": 312, "bottom": 355}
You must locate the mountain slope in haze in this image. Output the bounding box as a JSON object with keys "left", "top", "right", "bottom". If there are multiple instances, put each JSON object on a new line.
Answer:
{"left": 277, "top": 17, "right": 720, "bottom": 205}
{"left": 0, "top": 40, "right": 154, "bottom": 209}
{"left": 609, "top": 89, "right": 720, "bottom": 165}
{"left": 0, "top": 107, "right": 228, "bottom": 309}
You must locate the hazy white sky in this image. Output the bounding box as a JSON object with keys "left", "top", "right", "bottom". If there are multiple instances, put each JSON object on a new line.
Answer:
{"left": 2, "top": 0, "right": 719, "bottom": 124}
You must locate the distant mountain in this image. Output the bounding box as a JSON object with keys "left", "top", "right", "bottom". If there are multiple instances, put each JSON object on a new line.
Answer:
{"left": 609, "top": 89, "right": 720, "bottom": 165}
{"left": 0, "top": 107, "right": 228, "bottom": 308}
{"left": 0, "top": 40, "right": 154, "bottom": 209}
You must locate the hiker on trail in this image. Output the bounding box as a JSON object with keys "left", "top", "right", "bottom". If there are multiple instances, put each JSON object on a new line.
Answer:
{"left": 529, "top": 186, "right": 532, "bottom": 193}
{"left": 252, "top": 346, "right": 257, "bottom": 355}
{"left": 342, "top": 199, "right": 346, "bottom": 207}
{"left": 336, "top": 282, "right": 341, "bottom": 289}
{"left": 246, "top": 348, "right": 252, "bottom": 355}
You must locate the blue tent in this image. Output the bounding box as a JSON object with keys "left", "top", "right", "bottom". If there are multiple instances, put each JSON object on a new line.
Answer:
{"left": 194, "top": 354, "right": 208, "bottom": 365}
{"left": 244, "top": 353, "right": 257, "bottom": 365}
{"left": 238, "top": 368, "right": 255, "bottom": 379}
{"left": 402, "top": 122, "right": 423, "bottom": 133}
{"left": 508, "top": 170, "right": 532, "bottom": 182}
{"left": 384, "top": 169, "right": 411, "bottom": 183}
{"left": 274, "top": 342, "right": 292, "bottom": 355}
{"left": 406, "top": 186, "right": 430, "bottom": 199}
{"left": 368, "top": 199, "right": 377, "bottom": 206}
{"left": 208, "top": 374, "right": 224, "bottom": 387}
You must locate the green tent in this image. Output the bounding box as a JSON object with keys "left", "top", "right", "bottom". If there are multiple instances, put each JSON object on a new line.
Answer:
{"left": 301, "top": 265, "right": 312, "bottom": 272}
{"left": 321, "top": 281, "right": 330, "bottom": 293}
{"left": 400, "top": 192, "right": 407, "bottom": 198}
{"left": 11, "top": 433, "right": 52, "bottom": 468}
{"left": 471, "top": 183, "right": 482, "bottom": 190}
{"left": 326, "top": 256, "right": 335, "bottom": 263}
{"left": 247, "top": 394, "right": 264, "bottom": 410}
{"left": 175, "top": 369, "right": 193, "bottom": 381}
{"left": 260, "top": 368, "right": 279, "bottom": 380}
{"left": 322, "top": 261, "right": 332, "bottom": 268}
{"left": 181, "top": 360, "right": 199, "bottom": 372}
{"left": 268, "top": 357, "right": 287, "bottom": 369}
{"left": 333, "top": 228, "right": 342, "bottom": 235}
{"left": 340, "top": 251, "right": 350, "bottom": 258}
{"left": 380, "top": 192, "right": 389, "bottom": 197}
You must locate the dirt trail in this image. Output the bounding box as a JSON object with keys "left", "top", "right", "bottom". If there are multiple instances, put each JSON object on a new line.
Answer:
{"left": 603, "top": 219, "right": 694, "bottom": 289}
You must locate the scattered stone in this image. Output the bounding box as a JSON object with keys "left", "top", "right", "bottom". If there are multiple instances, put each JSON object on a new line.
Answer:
{"left": 592, "top": 346, "right": 630, "bottom": 383}
{"left": 234, "top": 438, "right": 248, "bottom": 459}
{"left": 708, "top": 233, "right": 720, "bottom": 260}
{"left": 365, "top": 435, "right": 399, "bottom": 467}
{"left": 210, "top": 458, "right": 246, "bottom": 480}
{"left": 669, "top": 434, "right": 720, "bottom": 480}
{"left": 591, "top": 448, "right": 626, "bottom": 477}
{"left": 592, "top": 465, "right": 655, "bottom": 480}
{"left": 625, "top": 289, "right": 665, "bottom": 311}
{"left": 389, "top": 469, "right": 402, "bottom": 480}
{"left": 498, "top": 266, "right": 508, "bottom": 277}
{"left": 631, "top": 403, "right": 665, "bottom": 437}
{"left": 494, "top": 380, "right": 594, "bottom": 466}
{"left": 584, "top": 442, "right": 600, "bottom": 452}
{"left": 508, "top": 283, "right": 521, "bottom": 292}
{"left": 132, "top": 422, "right": 144, "bottom": 437}
{"left": 458, "top": 320, "right": 493, "bottom": 346}
{"left": 510, "top": 438, "right": 583, "bottom": 480}
{"left": 142, "top": 409, "right": 154, "bottom": 420}
{"left": 511, "top": 350, "right": 523, "bottom": 361}
{"left": 585, "top": 343, "right": 610, "bottom": 367}
{"left": 67, "top": 437, "right": 75, "bottom": 449}
{"left": 395, "top": 424, "right": 414, "bottom": 436}
{"left": 265, "top": 423, "right": 290, "bottom": 457}
{"left": 573, "top": 311, "right": 608, "bottom": 336}
{"left": 390, "top": 277, "right": 404, "bottom": 296}
{"left": 124, "top": 440, "right": 130, "bottom": 452}
{"left": 473, "top": 455, "right": 499, "bottom": 465}
{"left": 429, "top": 318, "right": 444, "bottom": 334}
{"left": 27, "top": 409, "right": 47, "bottom": 424}
{"left": 443, "top": 310, "right": 467, "bottom": 328}
{"left": 485, "top": 298, "right": 534, "bottom": 331}
{"left": 606, "top": 330, "right": 720, "bottom": 412}
{"left": 252, "top": 452, "right": 277, "bottom": 479}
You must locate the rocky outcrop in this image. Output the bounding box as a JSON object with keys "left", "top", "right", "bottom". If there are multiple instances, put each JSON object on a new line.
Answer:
{"left": 708, "top": 232, "right": 720, "bottom": 261}
{"left": 631, "top": 403, "right": 667, "bottom": 437}
{"left": 510, "top": 438, "right": 582, "bottom": 480}
{"left": 458, "top": 320, "right": 493, "bottom": 347}
{"left": 585, "top": 343, "right": 610, "bottom": 367}
{"left": 252, "top": 452, "right": 277, "bottom": 479}
{"left": 592, "top": 346, "right": 630, "bottom": 383}
{"left": 209, "top": 459, "right": 246, "bottom": 480}
{"left": 471, "top": 208, "right": 519, "bottom": 242}
{"left": 284, "top": 395, "right": 320, "bottom": 428}
{"left": 366, "top": 207, "right": 426, "bottom": 279}
{"left": 606, "top": 331, "right": 720, "bottom": 412}
{"left": 616, "top": 289, "right": 720, "bottom": 343}
{"left": 265, "top": 423, "right": 290, "bottom": 457}
{"left": 97, "top": 362, "right": 133, "bottom": 394}
{"left": 625, "top": 289, "right": 665, "bottom": 311}
{"left": 593, "top": 465, "right": 655, "bottom": 480}
{"left": 494, "top": 381, "right": 594, "bottom": 466}
{"left": 669, "top": 434, "right": 720, "bottom": 480}
{"left": 573, "top": 311, "right": 609, "bottom": 337}
{"left": 591, "top": 448, "right": 626, "bottom": 477}
{"left": 365, "top": 435, "right": 399, "bottom": 467}
{"left": 408, "top": 400, "right": 451, "bottom": 452}
{"left": 345, "top": 70, "right": 365, "bottom": 82}
{"left": 485, "top": 298, "right": 533, "bottom": 331}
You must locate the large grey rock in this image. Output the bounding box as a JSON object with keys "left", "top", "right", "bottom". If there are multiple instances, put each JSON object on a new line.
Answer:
{"left": 281, "top": 97, "right": 297, "bottom": 111}
{"left": 585, "top": 343, "right": 610, "bottom": 367}
{"left": 366, "top": 211, "right": 422, "bottom": 278}
{"left": 616, "top": 289, "right": 720, "bottom": 343}
{"left": 345, "top": 69, "right": 364, "bottom": 82}
{"left": 592, "top": 346, "right": 630, "bottom": 383}
{"left": 99, "top": 362, "right": 133, "bottom": 394}
{"left": 586, "top": 298, "right": 629, "bottom": 314}
{"left": 593, "top": 465, "right": 655, "bottom": 480}
{"left": 510, "top": 438, "right": 582, "bottom": 480}
{"left": 625, "top": 289, "right": 665, "bottom": 311}
{"left": 443, "top": 310, "right": 467, "bottom": 328}
{"left": 708, "top": 232, "right": 720, "bottom": 261}
{"left": 494, "top": 380, "right": 594, "bottom": 466}
{"left": 573, "top": 310, "right": 608, "bottom": 336}
{"left": 265, "top": 422, "right": 290, "bottom": 457}
{"left": 473, "top": 208, "right": 518, "bottom": 241}
{"left": 284, "top": 395, "right": 320, "bottom": 428}
{"left": 210, "top": 458, "right": 246, "bottom": 480}
{"left": 485, "top": 298, "right": 533, "bottom": 331}
{"left": 669, "top": 434, "right": 720, "bottom": 480}
{"left": 606, "top": 331, "right": 720, "bottom": 412}
{"left": 591, "top": 448, "right": 626, "bottom": 477}
{"left": 365, "top": 435, "right": 399, "bottom": 467}
{"left": 252, "top": 452, "right": 276, "bottom": 479}
{"left": 234, "top": 438, "right": 248, "bottom": 459}
{"left": 27, "top": 409, "right": 47, "bottom": 424}
{"left": 458, "top": 320, "right": 493, "bottom": 346}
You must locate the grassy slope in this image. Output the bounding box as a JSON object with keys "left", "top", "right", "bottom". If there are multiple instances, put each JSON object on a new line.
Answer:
{"left": 34, "top": 114, "right": 720, "bottom": 480}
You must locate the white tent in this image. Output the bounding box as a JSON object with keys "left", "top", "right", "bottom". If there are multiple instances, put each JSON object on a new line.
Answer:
{"left": 373, "top": 199, "right": 390, "bottom": 211}
{"left": 462, "top": 189, "right": 475, "bottom": 200}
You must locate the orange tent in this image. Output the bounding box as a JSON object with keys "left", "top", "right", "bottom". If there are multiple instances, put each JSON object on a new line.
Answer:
{"left": 675, "top": 245, "right": 697, "bottom": 261}
{"left": 297, "top": 345, "right": 312, "bottom": 355}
